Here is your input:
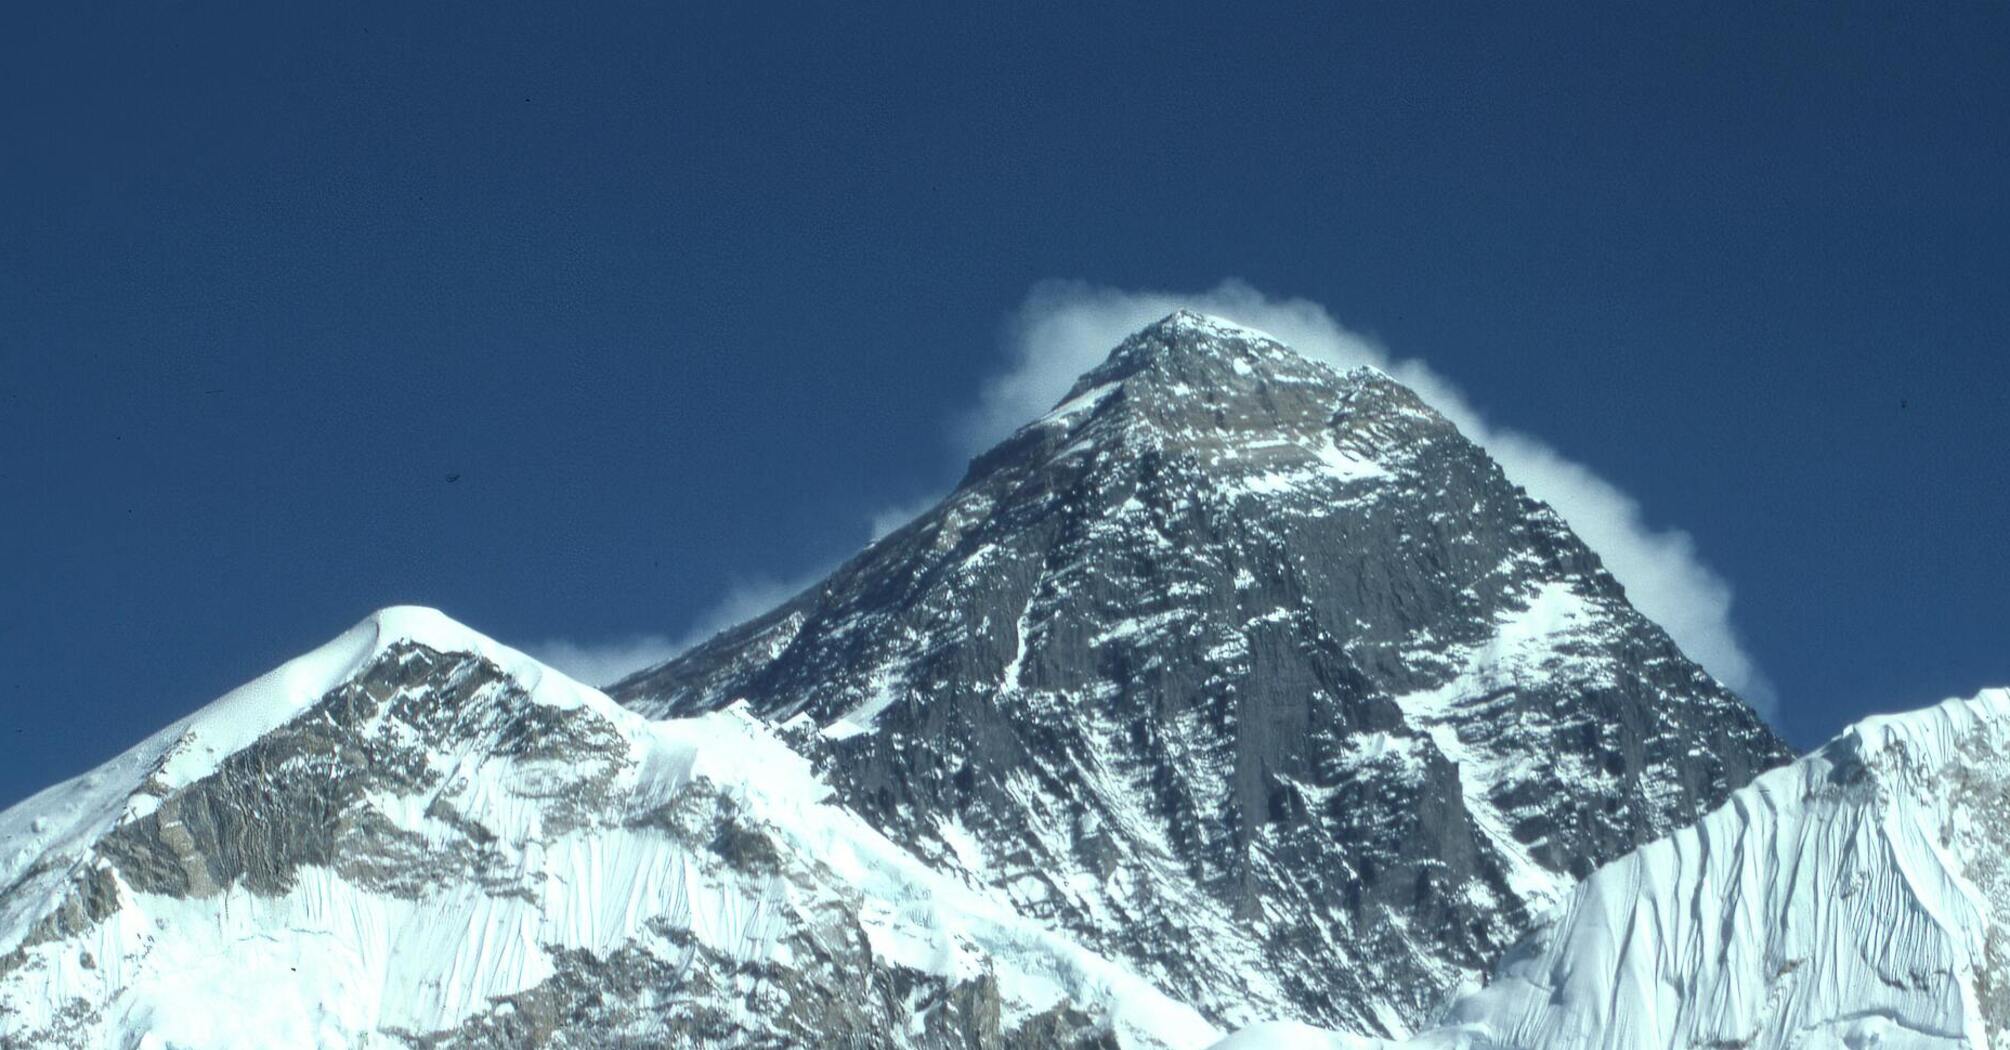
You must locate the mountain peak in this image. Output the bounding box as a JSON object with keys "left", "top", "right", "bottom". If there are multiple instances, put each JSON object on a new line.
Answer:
{"left": 1152, "top": 308, "right": 1274, "bottom": 340}
{"left": 983, "top": 314, "right": 1452, "bottom": 506}
{"left": 616, "top": 312, "right": 1790, "bottom": 1033}
{"left": 1067, "top": 310, "right": 1310, "bottom": 395}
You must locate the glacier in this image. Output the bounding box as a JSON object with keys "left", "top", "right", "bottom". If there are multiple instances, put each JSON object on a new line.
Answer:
{"left": 1215, "top": 687, "right": 2010, "bottom": 1050}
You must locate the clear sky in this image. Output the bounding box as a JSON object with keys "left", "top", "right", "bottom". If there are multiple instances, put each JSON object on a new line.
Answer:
{"left": 3, "top": 4, "right": 2006, "bottom": 809}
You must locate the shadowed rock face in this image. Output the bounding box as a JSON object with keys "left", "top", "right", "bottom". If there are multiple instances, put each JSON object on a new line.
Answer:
{"left": 614, "top": 312, "right": 1793, "bottom": 1035}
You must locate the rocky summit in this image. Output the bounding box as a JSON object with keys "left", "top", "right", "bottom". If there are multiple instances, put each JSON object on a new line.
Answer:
{"left": 612, "top": 311, "right": 1794, "bottom": 1036}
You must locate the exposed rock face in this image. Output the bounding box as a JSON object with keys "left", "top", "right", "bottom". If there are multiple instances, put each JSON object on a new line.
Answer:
{"left": 0, "top": 610, "right": 1214, "bottom": 1049}
{"left": 92, "top": 643, "right": 629, "bottom": 904}
{"left": 614, "top": 311, "right": 1793, "bottom": 1035}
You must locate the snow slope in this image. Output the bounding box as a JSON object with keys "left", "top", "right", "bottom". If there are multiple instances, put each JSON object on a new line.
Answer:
{"left": 0, "top": 608, "right": 1218, "bottom": 1049}
{"left": 1214, "top": 687, "right": 2010, "bottom": 1050}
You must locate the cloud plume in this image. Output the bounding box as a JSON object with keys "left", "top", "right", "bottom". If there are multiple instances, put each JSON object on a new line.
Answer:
{"left": 966, "top": 279, "right": 1775, "bottom": 711}
{"left": 546, "top": 278, "right": 1772, "bottom": 713}
{"left": 529, "top": 569, "right": 827, "bottom": 688}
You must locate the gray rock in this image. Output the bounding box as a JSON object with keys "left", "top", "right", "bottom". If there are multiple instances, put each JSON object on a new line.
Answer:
{"left": 94, "top": 642, "right": 628, "bottom": 903}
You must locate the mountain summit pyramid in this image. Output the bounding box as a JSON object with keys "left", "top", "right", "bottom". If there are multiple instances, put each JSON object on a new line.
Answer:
{"left": 613, "top": 311, "right": 1794, "bottom": 1035}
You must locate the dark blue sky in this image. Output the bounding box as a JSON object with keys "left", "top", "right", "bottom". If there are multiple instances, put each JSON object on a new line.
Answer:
{"left": 4, "top": 3, "right": 2006, "bottom": 808}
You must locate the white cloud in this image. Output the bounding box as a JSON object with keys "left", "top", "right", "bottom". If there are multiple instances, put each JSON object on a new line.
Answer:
{"left": 548, "top": 278, "right": 1773, "bottom": 713}
{"left": 527, "top": 634, "right": 687, "bottom": 690}
{"left": 960, "top": 279, "right": 1389, "bottom": 452}
{"left": 869, "top": 493, "right": 945, "bottom": 541}
{"left": 969, "top": 279, "right": 1776, "bottom": 711}
{"left": 529, "top": 569, "right": 827, "bottom": 688}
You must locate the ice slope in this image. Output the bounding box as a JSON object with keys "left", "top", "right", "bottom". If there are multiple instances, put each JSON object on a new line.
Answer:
{"left": 1213, "top": 687, "right": 2010, "bottom": 1050}
{"left": 0, "top": 607, "right": 1218, "bottom": 1049}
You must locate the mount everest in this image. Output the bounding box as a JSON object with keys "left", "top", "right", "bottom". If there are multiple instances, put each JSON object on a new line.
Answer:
{"left": 0, "top": 313, "right": 1992, "bottom": 1049}
{"left": 614, "top": 311, "right": 1787, "bottom": 1034}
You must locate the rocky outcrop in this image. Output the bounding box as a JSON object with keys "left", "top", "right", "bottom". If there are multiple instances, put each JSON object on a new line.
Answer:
{"left": 92, "top": 643, "right": 628, "bottom": 903}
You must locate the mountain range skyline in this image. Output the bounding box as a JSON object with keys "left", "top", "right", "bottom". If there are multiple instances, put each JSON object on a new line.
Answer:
{"left": 8, "top": 7, "right": 2008, "bottom": 1047}
{"left": 1, "top": 312, "right": 1996, "bottom": 1048}
{"left": 4, "top": 288, "right": 1999, "bottom": 812}
{"left": 608, "top": 309, "right": 1791, "bottom": 1034}
{"left": 8, "top": 5, "right": 2009, "bottom": 816}
{"left": 0, "top": 315, "right": 1796, "bottom": 1046}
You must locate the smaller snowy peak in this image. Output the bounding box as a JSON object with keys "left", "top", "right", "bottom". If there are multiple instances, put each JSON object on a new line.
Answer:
{"left": 0, "top": 606, "right": 625, "bottom": 923}
{"left": 349, "top": 605, "right": 629, "bottom": 729}
{"left": 0, "top": 609, "right": 1219, "bottom": 1049}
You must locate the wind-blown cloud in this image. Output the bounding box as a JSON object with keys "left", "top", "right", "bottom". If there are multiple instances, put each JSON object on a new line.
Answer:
{"left": 962, "top": 279, "right": 1776, "bottom": 711}
{"left": 527, "top": 635, "right": 688, "bottom": 691}
{"left": 548, "top": 278, "right": 1772, "bottom": 711}
{"left": 529, "top": 569, "right": 827, "bottom": 688}
{"left": 868, "top": 494, "right": 946, "bottom": 541}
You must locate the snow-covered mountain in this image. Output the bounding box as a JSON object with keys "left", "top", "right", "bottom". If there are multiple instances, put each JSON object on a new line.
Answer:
{"left": 0, "top": 608, "right": 1217, "bottom": 1049}
{"left": 1216, "top": 686, "right": 2010, "bottom": 1050}
{"left": 0, "top": 311, "right": 1835, "bottom": 1049}
{"left": 612, "top": 311, "right": 1792, "bottom": 1035}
